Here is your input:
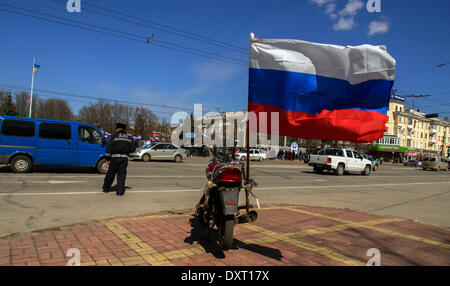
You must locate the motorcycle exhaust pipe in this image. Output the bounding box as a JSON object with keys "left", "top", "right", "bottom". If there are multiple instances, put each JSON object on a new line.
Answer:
{"left": 236, "top": 211, "right": 258, "bottom": 224}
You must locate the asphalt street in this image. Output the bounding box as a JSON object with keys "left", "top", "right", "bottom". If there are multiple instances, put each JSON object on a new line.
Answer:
{"left": 0, "top": 157, "right": 449, "bottom": 236}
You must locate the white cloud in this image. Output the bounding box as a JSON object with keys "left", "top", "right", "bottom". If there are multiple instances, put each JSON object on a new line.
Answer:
{"left": 310, "top": 0, "right": 335, "bottom": 6}
{"left": 338, "top": 0, "right": 364, "bottom": 17}
{"left": 325, "top": 3, "right": 336, "bottom": 15}
{"left": 368, "top": 20, "right": 390, "bottom": 35}
{"left": 333, "top": 0, "right": 364, "bottom": 31}
{"left": 333, "top": 17, "right": 355, "bottom": 31}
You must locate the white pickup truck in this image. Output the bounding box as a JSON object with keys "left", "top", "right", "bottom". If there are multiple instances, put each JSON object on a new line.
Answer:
{"left": 308, "top": 148, "right": 373, "bottom": 176}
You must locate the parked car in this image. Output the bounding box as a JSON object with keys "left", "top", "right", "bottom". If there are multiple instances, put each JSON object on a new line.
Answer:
{"left": 404, "top": 160, "right": 422, "bottom": 167}
{"left": 235, "top": 149, "right": 266, "bottom": 162}
{"left": 130, "top": 142, "right": 188, "bottom": 162}
{"left": 422, "top": 157, "right": 449, "bottom": 171}
{"left": 309, "top": 148, "right": 373, "bottom": 176}
{"left": 362, "top": 154, "right": 379, "bottom": 171}
{"left": 0, "top": 116, "right": 108, "bottom": 173}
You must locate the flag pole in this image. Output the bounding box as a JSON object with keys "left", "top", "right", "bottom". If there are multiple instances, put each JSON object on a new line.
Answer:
{"left": 244, "top": 33, "right": 254, "bottom": 213}
{"left": 28, "top": 56, "right": 35, "bottom": 118}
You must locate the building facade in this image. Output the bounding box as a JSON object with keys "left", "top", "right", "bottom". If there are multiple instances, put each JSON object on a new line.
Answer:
{"left": 367, "top": 96, "right": 450, "bottom": 162}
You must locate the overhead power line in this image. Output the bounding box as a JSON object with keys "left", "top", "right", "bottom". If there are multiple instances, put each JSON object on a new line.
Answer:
{"left": 0, "top": 83, "right": 218, "bottom": 114}
{"left": 48, "top": 0, "right": 248, "bottom": 54}
{"left": 396, "top": 61, "right": 450, "bottom": 80}
{"left": 0, "top": 5, "right": 248, "bottom": 67}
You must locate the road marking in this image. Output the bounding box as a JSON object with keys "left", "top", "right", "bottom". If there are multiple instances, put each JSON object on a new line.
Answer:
{"left": 0, "top": 180, "right": 87, "bottom": 184}
{"left": 283, "top": 207, "right": 450, "bottom": 250}
{"left": 257, "top": 181, "right": 450, "bottom": 190}
{"left": 1, "top": 181, "right": 449, "bottom": 196}
{"left": 283, "top": 217, "right": 405, "bottom": 238}
{"left": 101, "top": 220, "right": 173, "bottom": 266}
{"left": 99, "top": 219, "right": 209, "bottom": 266}
{"left": 95, "top": 207, "right": 369, "bottom": 266}
{"left": 241, "top": 223, "right": 365, "bottom": 266}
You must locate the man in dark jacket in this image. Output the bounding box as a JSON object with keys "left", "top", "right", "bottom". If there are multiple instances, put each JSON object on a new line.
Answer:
{"left": 102, "top": 123, "right": 136, "bottom": 196}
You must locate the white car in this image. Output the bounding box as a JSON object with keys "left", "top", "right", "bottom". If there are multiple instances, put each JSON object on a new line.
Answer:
{"left": 309, "top": 148, "right": 373, "bottom": 176}
{"left": 130, "top": 143, "right": 188, "bottom": 163}
{"left": 235, "top": 149, "right": 266, "bottom": 162}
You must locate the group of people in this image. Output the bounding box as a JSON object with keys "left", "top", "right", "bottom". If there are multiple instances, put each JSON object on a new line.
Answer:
{"left": 276, "top": 149, "right": 305, "bottom": 161}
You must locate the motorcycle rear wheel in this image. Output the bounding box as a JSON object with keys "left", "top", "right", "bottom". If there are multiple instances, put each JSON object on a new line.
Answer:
{"left": 220, "top": 216, "right": 235, "bottom": 250}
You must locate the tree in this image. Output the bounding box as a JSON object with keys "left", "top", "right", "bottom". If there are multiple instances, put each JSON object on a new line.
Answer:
{"left": 0, "top": 92, "right": 18, "bottom": 116}
{"left": 36, "top": 98, "right": 74, "bottom": 121}
{"left": 78, "top": 101, "right": 134, "bottom": 133}
{"left": 15, "top": 92, "right": 31, "bottom": 117}
{"left": 0, "top": 90, "right": 5, "bottom": 106}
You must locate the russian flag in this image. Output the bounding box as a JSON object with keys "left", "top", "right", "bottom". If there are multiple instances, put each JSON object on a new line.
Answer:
{"left": 153, "top": 131, "right": 161, "bottom": 137}
{"left": 249, "top": 38, "right": 396, "bottom": 143}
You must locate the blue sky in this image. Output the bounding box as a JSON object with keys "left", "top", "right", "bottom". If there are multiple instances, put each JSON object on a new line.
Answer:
{"left": 0, "top": 0, "right": 449, "bottom": 119}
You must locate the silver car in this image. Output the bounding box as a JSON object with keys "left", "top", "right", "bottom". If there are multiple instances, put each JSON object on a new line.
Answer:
{"left": 131, "top": 143, "right": 188, "bottom": 163}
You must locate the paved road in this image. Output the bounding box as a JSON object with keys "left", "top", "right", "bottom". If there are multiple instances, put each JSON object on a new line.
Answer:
{"left": 0, "top": 158, "right": 449, "bottom": 236}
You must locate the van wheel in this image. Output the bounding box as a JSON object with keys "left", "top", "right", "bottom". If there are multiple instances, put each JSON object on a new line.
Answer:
{"left": 335, "top": 164, "right": 345, "bottom": 176}
{"left": 174, "top": 155, "right": 182, "bottom": 163}
{"left": 373, "top": 164, "right": 378, "bottom": 171}
{"left": 11, "top": 155, "right": 32, "bottom": 173}
{"left": 142, "top": 154, "right": 151, "bottom": 162}
{"left": 240, "top": 156, "right": 246, "bottom": 161}
{"left": 96, "top": 158, "right": 109, "bottom": 174}
{"left": 259, "top": 157, "right": 263, "bottom": 162}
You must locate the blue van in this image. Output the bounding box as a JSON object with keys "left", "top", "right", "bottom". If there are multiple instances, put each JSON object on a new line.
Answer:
{"left": 0, "top": 116, "right": 109, "bottom": 173}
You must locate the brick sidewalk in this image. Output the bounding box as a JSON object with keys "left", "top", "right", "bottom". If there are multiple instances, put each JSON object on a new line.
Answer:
{"left": 1, "top": 205, "right": 449, "bottom": 266}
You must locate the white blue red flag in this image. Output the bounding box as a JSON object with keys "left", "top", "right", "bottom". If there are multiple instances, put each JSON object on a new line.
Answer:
{"left": 153, "top": 131, "right": 161, "bottom": 137}
{"left": 249, "top": 37, "right": 396, "bottom": 143}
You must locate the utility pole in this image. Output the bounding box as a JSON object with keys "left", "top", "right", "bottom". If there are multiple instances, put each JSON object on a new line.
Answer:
{"left": 28, "top": 56, "right": 36, "bottom": 118}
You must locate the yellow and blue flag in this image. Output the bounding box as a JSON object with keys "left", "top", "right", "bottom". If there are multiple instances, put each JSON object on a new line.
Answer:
{"left": 33, "top": 64, "right": 40, "bottom": 73}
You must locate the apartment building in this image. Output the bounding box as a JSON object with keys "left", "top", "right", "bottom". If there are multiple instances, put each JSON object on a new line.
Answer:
{"left": 367, "top": 95, "right": 450, "bottom": 162}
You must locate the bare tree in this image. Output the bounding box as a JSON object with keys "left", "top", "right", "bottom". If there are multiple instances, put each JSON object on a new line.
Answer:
{"left": 35, "top": 98, "right": 74, "bottom": 121}
{"left": 14, "top": 92, "right": 30, "bottom": 117}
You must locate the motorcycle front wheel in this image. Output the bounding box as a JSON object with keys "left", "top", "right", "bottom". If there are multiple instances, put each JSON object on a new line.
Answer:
{"left": 220, "top": 216, "right": 235, "bottom": 250}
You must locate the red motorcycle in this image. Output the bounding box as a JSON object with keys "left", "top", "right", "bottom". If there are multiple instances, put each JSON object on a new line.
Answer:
{"left": 195, "top": 148, "right": 258, "bottom": 250}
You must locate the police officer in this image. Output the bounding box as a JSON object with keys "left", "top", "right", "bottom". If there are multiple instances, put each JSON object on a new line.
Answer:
{"left": 102, "top": 123, "right": 136, "bottom": 196}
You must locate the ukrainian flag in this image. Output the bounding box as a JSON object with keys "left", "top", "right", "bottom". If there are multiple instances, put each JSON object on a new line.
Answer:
{"left": 33, "top": 64, "right": 40, "bottom": 73}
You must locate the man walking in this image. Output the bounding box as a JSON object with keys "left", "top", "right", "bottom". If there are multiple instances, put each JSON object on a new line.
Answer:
{"left": 103, "top": 123, "right": 136, "bottom": 196}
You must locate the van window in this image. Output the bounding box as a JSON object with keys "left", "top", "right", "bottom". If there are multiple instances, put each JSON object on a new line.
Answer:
{"left": 39, "top": 123, "right": 71, "bottom": 140}
{"left": 1, "top": 119, "right": 35, "bottom": 137}
{"left": 78, "top": 126, "right": 102, "bottom": 144}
